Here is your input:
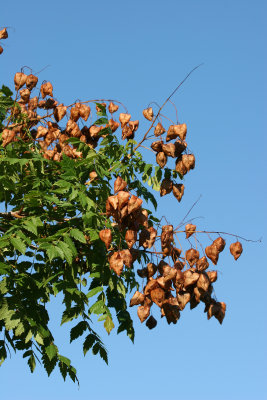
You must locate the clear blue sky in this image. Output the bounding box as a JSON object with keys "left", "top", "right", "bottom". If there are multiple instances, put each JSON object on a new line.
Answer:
{"left": 1, "top": 1, "right": 267, "bottom": 399}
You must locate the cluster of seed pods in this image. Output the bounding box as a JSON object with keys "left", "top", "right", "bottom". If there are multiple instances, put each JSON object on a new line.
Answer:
{"left": 0, "top": 28, "right": 8, "bottom": 55}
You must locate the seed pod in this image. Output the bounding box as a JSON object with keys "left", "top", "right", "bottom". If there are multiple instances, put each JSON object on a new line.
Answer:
{"left": 1, "top": 129, "right": 16, "bottom": 147}
{"left": 130, "top": 291, "right": 145, "bottom": 307}
{"left": 137, "top": 305, "right": 150, "bottom": 323}
{"left": 146, "top": 315, "right": 157, "bottom": 329}
{"left": 167, "top": 123, "right": 187, "bottom": 141}
{"left": 162, "top": 143, "right": 176, "bottom": 158}
{"left": 175, "top": 156, "right": 188, "bottom": 176}
{"left": 139, "top": 227, "right": 157, "bottom": 249}
{"left": 109, "top": 119, "right": 120, "bottom": 132}
{"left": 68, "top": 120, "right": 81, "bottom": 137}
{"left": 0, "top": 28, "right": 8, "bottom": 39}
{"left": 174, "top": 139, "right": 187, "bottom": 156}
{"left": 144, "top": 279, "right": 159, "bottom": 296}
{"left": 151, "top": 140, "right": 162, "bottom": 152}
{"left": 154, "top": 122, "right": 165, "bottom": 137}
{"left": 185, "top": 224, "right": 196, "bottom": 239}
{"left": 174, "top": 270, "right": 184, "bottom": 289}
{"left": 230, "top": 241, "right": 243, "bottom": 260}
{"left": 213, "top": 237, "right": 226, "bottom": 253}
{"left": 205, "top": 244, "right": 219, "bottom": 265}
{"left": 89, "top": 125, "right": 102, "bottom": 138}
{"left": 120, "top": 249, "right": 133, "bottom": 268}
{"left": 36, "top": 126, "right": 48, "bottom": 139}
{"left": 207, "top": 270, "right": 217, "bottom": 283}
{"left": 183, "top": 268, "right": 199, "bottom": 288}
{"left": 125, "top": 230, "right": 137, "bottom": 249}
{"left": 160, "top": 179, "right": 173, "bottom": 197}
{"left": 122, "top": 125, "right": 134, "bottom": 140}
{"left": 196, "top": 256, "right": 209, "bottom": 271}
{"left": 156, "top": 151, "right": 167, "bottom": 168}
{"left": 147, "top": 262, "right": 157, "bottom": 278}
{"left": 150, "top": 287, "right": 166, "bottom": 307}
{"left": 79, "top": 104, "right": 91, "bottom": 121}
{"left": 176, "top": 291, "right": 191, "bottom": 310}
{"left": 14, "top": 72, "right": 27, "bottom": 91}
{"left": 114, "top": 176, "right": 127, "bottom": 193}
{"left": 0, "top": 46, "right": 3, "bottom": 55}
{"left": 182, "top": 154, "right": 195, "bottom": 171}
{"left": 117, "top": 190, "right": 130, "bottom": 210}
{"left": 137, "top": 267, "right": 148, "bottom": 278}
{"left": 162, "top": 301, "right": 180, "bottom": 324}
{"left": 40, "top": 82, "right": 53, "bottom": 98}
{"left": 54, "top": 104, "right": 67, "bottom": 122}
{"left": 109, "top": 251, "right": 124, "bottom": 275}
{"left": 197, "top": 272, "right": 210, "bottom": 292}
{"left": 207, "top": 301, "right": 226, "bottom": 324}
{"left": 28, "top": 96, "right": 38, "bottom": 110}
{"left": 172, "top": 183, "right": 184, "bottom": 202}
{"left": 171, "top": 247, "right": 182, "bottom": 262}
{"left": 119, "top": 113, "right": 131, "bottom": 127}
{"left": 99, "top": 229, "right": 112, "bottom": 249}
{"left": 128, "top": 195, "right": 143, "bottom": 214}
{"left": 129, "top": 120, "right": 139, "bottom": 132}
{"left": 26, "top": 74, "right": 38, "bottom": 90}
{"left": 185, "top": 249, "right": 199, "bottom": 267}
{"left": 70, "top": 105, "right": 80, "bottom": 122}
{"left": 107, "top": 195, "right": 119, "bottom": 210}
{"left": 143, "top": 107, "right": 153, "bottom": 121}
{"left": 20, "top": 88, "right": 31, "bottom": 102}
{"left": 96, "top": 103, "right": 106, "bottom": 113}
{"left": 163, "top": 267, "right": 177, "bottom": 283}
{"left": 108, "top": 102, "right": 119, "bottom": 113}
{"left": 174, "top": 260, "right": 186, "bottom": 271}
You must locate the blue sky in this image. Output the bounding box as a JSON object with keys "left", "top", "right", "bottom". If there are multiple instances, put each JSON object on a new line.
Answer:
{"left": 1, "top": 1, "right": 267, "bottom": 399}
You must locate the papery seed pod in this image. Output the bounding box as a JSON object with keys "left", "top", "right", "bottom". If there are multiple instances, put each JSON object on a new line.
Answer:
{"left": 43, "top": 149, "right": 55, "bottom": 160}
{"left": 176, "top": 291, "right": 191, "bottom": 310}
{"left": 167, "top": 123, "right": 187, "bottom": 141}
{"left": 185, "top": 223, "right": 196, "bottom": 239}
{"left": 108, "top": 195, "right": 119, "bottom": 210}
{"left": 89, "top": 171, "right": 97, "bottom": 180}
{"left": 172, "top": 183, "right": 184, "bottom": 202}
{"left": 230, "top": 241, "right": 243, "bottom": 260}
{"left": 70, "top": 105, "right": 80, "bottom": 122}
{"left": 163, "top": 267, "right": 177, "bottom": 283}
{"left": 130, "top": 291, "right": 145, "bottom": 307}
{"left": 197, "top": 272, "right": 210, "bottom": 292}
{"left": 137, "top": 267, "right": 148, "bottom": 278}
{"left": 157, "top": 276, "right": 172, "bottom": 291}
{"left": 175, "top": 156, "right": 188, "bottom": 176}
{"left": 207, "top": 301, "right": 226, "bottom": 324}
{"left": 174, "top": 270, "right": 184, "bottom": 290}
{"left": 154, "top": 122, "right": 165, "bottom": 137}
{"left": 109, "top": 251, "right": 124, "bottom": 275}
{"left": 146, "top": 226, "right": 157, "bottom": 248}
{"left": 144, "top": 296, "right": 153, "bottom": 307}
{"left": 196, "top": 256, "right": 209, "bottom": 271}
{"left": 171, "top": 247, "right": 182, "bottom": 262}
{"left": 129, "top": 120, "right": 139, "bottom": 132}
{"left": 79, "top": 104, "right": 91, "bottom": 121}
{"left": 54, "top": 104, "right": 67, "bottom": 122}
{"left": 119, "top": 113, "right": 131, "bottom": 127}
{"left": 122, "top": 125, "right": 134, "bottom": 140}
{"left": 150, "top": 287, "right": 165, "bottom": 307}
{"left": 0, "top": 28, "right": 8, "bottom": 39}
{"left": 25, "top": 74, "right": 38, "bottom": 90}
{"left": 137, "top": 305, "right": 150, "bottom": 323}
{"left": 151, "top": 140, "right": 163, "bottom": 152}
{"left": 38, "top": 100, "right": 46, "bottom": 108}
{"left": 128, "top": 195, "right": 143, "bottom": 214}
{"left": 213, "top": 237, "right": 226, "bottom": 253}
{"left": 143, "top": 107, "right": 153, "bottom": 121}
{"left": 147, "top": 262, "right": 157, "bottom": 278}
{"left": 62, "top": 145, "right": 74, "bottom": 158}
{"left": 1, "top": 129, "right": 16, "bottom": 147}
{"left": 108, "top": 102, "right": 119, "bottom": 113}
{"left": 0, "top": 46, "right": 3, "bottom": 55}
{"left": 160, "top": 179, "right": 173, "bottom": 197}
{"left": 162, "top": 301, "right": 180, "bottom": 324}
{"left": 156, "top": 151, "right": 167, "bottom": 168}
{"left": 144, "top": 279, "right": 159, "bottom": 295}
{"left": 157, "top": 260, "right": 169, "bottom": 275}
{"left": 19, "top": 88, "right": 31, "bottom": 102}
{"left": 109, "top": 119, "right": 120, "bottom": 132}
{"left": 117, "top": 191, "right": 130, "bottom": 210}
{"left": 207, "top": 270, "right": 217, "bottom": 283}
{"left": 59, "top": 133, "right": 69, "bottom": 147}
{"left": 40, "top": 82, "right": 53, "bottom": 98}
{"left": 99, "top": 229, "right": 112, "bottom": 249}
{"left": 36, "top": 126, "right": 48, "bottom": 139}
{"left": 190, "top": 293, "right": 200, "bottom": 310}
{"left": 89, "top": 125, "right": 102, "bottom": 138}
{"left": 120, "top": 249, "right": 133, "bottom": 268}
{"left": 174, "top": 260, "right": 186, "bottom": 271}
{"left": 66, "top": 120, "right": 80, "bottom": 137}
{"left": 114, "top": 176, "right": 127, "bottom": 193}
{"left": 182, "top": 154, "right": 195, "bottom": 171}
{"left": 146, "top": 315, "right": 157, "bottom": 329}
{"left": 130, "top": 247, "right": 140, "bottom": 263}
{"left": 14, "top": 72, "right": 27, "bottom": 91}
{"left": 185, "top": 248, "right": 199, "bottom": 267}
{"left": 174, "top": 139, "right": 187, "bottom": 157}
{"left": 205, "top": 244, "right": 219, "bottom": 265}
{"left": 28, "top": 96, "right": 38, "bottom": 110}
{"left": 53, "top": 152, "right": 62, "bottom": 162}
{"left": 125, "top": 230, "right": 137, "bottom": 249}
{"left": 162, "top": 143, "right": 176, "bottom": 158}
{"left": 183, "top": 268, "right": 199, "bottom": 288}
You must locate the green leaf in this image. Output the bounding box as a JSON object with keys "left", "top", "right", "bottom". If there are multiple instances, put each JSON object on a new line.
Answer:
{"left": 70, "top": 229, "right": 86, "bottom": 243}
{"left": 83, "top": 334, "right": 97, "bottom": 356}
{"left": 87, "top": 286, "right": 103, "bottom": 298}
{"left": 104, "top": 315, "right": 114, "bottom": 335}
{"left": 57, "top": 241, "right": 73, "bottom": 265}
{"left": 28, "top": 354, "right": 36, "bottom": 373}
{"left": 70, "top": 321, "right": 88, "bottom": 343}
{"left": 45, "top": 344, "right": 58, "bottom": 361}
{"left": 10, "top": 237, "right": 26, "bottom": 254}
{"left": 99, "top": 346, "right": 108, "bottom": 364}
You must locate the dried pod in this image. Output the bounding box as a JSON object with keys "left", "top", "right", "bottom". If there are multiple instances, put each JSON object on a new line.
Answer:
{"left": 120, "top": 249, "right": 133, "bottom": 268}
{"left": 129, "top": 120, "right": 139, "bottom": 132}
{"left": 0, "top": 46, "right": 3, "bottom": 55}
{"left": 26, "top": 74, "right": 38, "bottom": 90}
{"left": 99, "top": 229, "right": 112, "bottom": 249}
{"left": 54, "top": 104, "right": 67, "bottom": 122}
{"left": 150, "top": 287, "right": 166, "bottom": 307}
{"left": 128, "top": 195, "right": 143, "bottom": 214}
{"left": 89, "top": 125, "right": 102, "bottom": 138}
{"left": 108, "top": 102, "right": 119, "bottom": 113}
{"left": 144, "top": 279, "right": 159, "bottom": 295}
{"left": 151, "top": 140, "right": 162, "bottom": 152}
{"left": 167, "top": 123, "right": 187, "bottom": 141}
{"left": 174, "top": 260, "right": 186, "bottom": 271}
{"left": 119, "top": 113, "right": 131, "bottom": 127}
{"left": 174, "top": 139, "right": 187, "bottom": 156}
{"left": 125, "top": 230, "right": 137, "bottom": 249}
{"left": 156, "top": 151, "right": 167, "bottom": 168}
{"left": 130, "top": 291, "right": 145, "bottom": 307}
{"left": 207, "top": 270, "right": 218, "bottom": 283}
{"left": 230, "top": 241, "right": 243, "bottom": 260}
{"left": 171, "top": 247, "right": 182, "bottom": 262}
{"left": 196, "top": 256, "right": 209, "bottom": 271}
{"left": 14, "top": 72, "right": 27, "bottom": 90}
{"left": 109, "top": 119, "right": 120, "bottom": 133}
{"left": 114, "top": 176, "right": 127, "bottom": 193}
{"left": 20, "top": 88, "right": 31, "bottom": 102}
{"left": 137, "top": 305, "right": 150, "bottom": 323}
{"left": 213, "top": 237, "right": 226, "bottom": 253}
{"left": 176, "top": 291, "right": 191, "bottom": 310}
{"left": 143, "top": 107, "right": 153, "bottom": 121}
{"left": 172, "top": 183, "right": 184, "bottom": 202}
{"left": 40, "top": 82, "right": 53, "bottom": 98}
{"left": 1, "top": 129, "right": 16, "bottom": 147}
{"left": 147, "top": 263, "right": 157, "bottom": 278}
{"left": 137, "top": 267, "right": 148, "bottom": 278}
{"left": 182, "top": 154, "right": 195, "bottom": 171}
{"left": 70, "top": 105, "right": 80, "bottom": 122}
{"left": 183, "top": 269, "right": 199, "bottom": 288}
{"left": 154, "top": 122, "right": 165, "bottom": 137}
{"left": 146, "top": 315, "right": 157, "bottom": 329}
{"left": 160, "top": 179, "right": 173, "bottom": 197}
{"left": 68, "top": 120, "right": 81, "bottom": 137}
{"left": 36, "top": 126, "right": 48, "bottom": 139}
{"left": 117, "top": 191, "right": 130, "bottom": 210}
{"left": 139, "top": 227, "right": 156, "bottom": 249}
{"left": 185, "top": 248, "right": 199, "bottom": 267}
{"left": 197, "top": 272, "right": 210, "bottom": 292}
{"left": 174, "top": 270, "right": 184, "bottom": 290}
{"left": 79, "top": 104, "right": 91, "bottom": 121}
{"left": 109, "top": 251, "right": 124, "bottom": 275}
{"left": 175, "top": 156, "right": 188, "bottom": 176}
{"left": 0, "top": 28, "right": 8, "bottom": 39}
{"left": 28, "top": 96, "right": 38, "bottom": 110}
{"left": 122, "top": 125, "right": 134, "bottom": 140}
{"left": 163, "top": 267, "right": 177, "bottom": 283}
{"left": 185, "top": 224, "right": 196, "bottom": 239}
{"left": 205, "top": 244, "right": 219, "bottom": 265}
{"left": 162, "top": 301, "right": 180, "bottom": 324}
{"left": 162, "top": 143, "right": 176, "bottom": 158}
{"left": 108, "top": 195, "right": 119, "bottom": 210}
{"left": 157, "top": 276, "right": 172, "bottom": 291}
{"left": 207, "top": 301, "right": 226, "bottom": 324}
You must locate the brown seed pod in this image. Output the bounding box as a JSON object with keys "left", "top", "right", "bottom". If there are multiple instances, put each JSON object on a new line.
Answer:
{"left": 196, "top": 256, "right": 209, "bottom": 271}
{"left": 36, "top": 126, "right": 48, "bottom": 139}
{"left": 137, "top": 267, "right": 148, "bottom": 278}
{"left": 128, "top": 195, "right": 143, "bottom": 214}
{"left": 197, "top": 272, "right": 210, "bottom": 292}
{"left": 26, "top": 74, "right": 38, "bottom": 90}
{"left": 108, "top": 102, "right": 119, "bottom": 113}
{"left": 171, "top": 247, "right": 182, "bottom": 262}
{"left": 156, "top": 151, "right": 167, "bottom": 168}
{"left": 207, "top": 301, "right": 226, "bottom": 324}
{"left": 185, "top": 249, "right": 199, "bottom": 267}
{"left": 174, "top": 270, "right": 184, "bottom": 290}
{"left": 14, "top": 72, "right": 27, "bottom": 91}
{"left": 175, "top": 156, "right": 188, "bottom": 176}
{"left": 185, "top": 223, "right": 196, "bottom": 239}
{"left": 144, "top": 279, "right": 159, "bottom": 296}
{"left": 79, "top": 104, "right": 91, "bottom": 121}
{"left": 163, "top": 267, "right": 177, "bottom": 283}
{"left": 19, "top": 88, "right": 31, "bottom": 102}
{"left": 162, "top": 143, "right": 176, "bottom": 158}
{"left": 150, "top": 287, "right": 166, "bottom": 307}
{"left": 109, "top": 251, "right": 124, "bottom": 275}
{"left": 166, "top": 123, "right": 187, "bottom": 141}
{"left": 120, "top": 249, "right": 133, "bottom": 268}
{"left": 1, "top": 129, "right": 16, "bottom": 147}
{"left": 117, "top": 190, "right": 130, "bottom": 210}
{"left": 28, "top": 96, "right": 38, "bottom": 110}
{"left": 0, "top": 46, "right": 3, "bottom": 55}
{"left": 182, "top": 154, "right": 195, "bottom": 171}
{"left": 176, "top": 291, "right": 191, "bottom": 310}
{"left": 146, "top": 315, "right": 157, "bottom": 329}
{"left": 139, "top": 226, "right": 157, "bottom": 249}
{"left": 54, "top": 104, "right": 67, "bottom": 122}
{"left": 154, "top": 122, "right": 165, "bottom": 137}
{"left": 143, "top": 107, "right": 153, "bottom": 121}
{"left": 162, "top": 300, "right": 180, "bottom": 324}
{"left": 207, "top": 270, "right": 217, "bottom": 283}
{"left": 129, "top": 120, "right": 139, "bottom": 132}
{"left": 109, "top": 119, "right": 120, "bottom": 133}
{"left": 40, "top": 82, "right": 53, "bottom": 98}
{"left": 0, "top": 28, "right": 8, "bottom": 39}
{"left": 174, "top": 260, "right": 186, "bottom": 271}
{"left": 67, "top": 120, "right": 81, "bottom": 138}
{"left": 157, "top": 276, "right": 172, "bottom": 291}
{"left": 130, "top": 291, "right": 145, "bottom": 307}
{"left": 147, "top": 262, "right": 157, "bottom": 278}
{"left": 183, "top": 268, "right": 199, "bottom": 288}
{"left": 107, "top": 195, "right": 119, "bottom": 210}
{"left": 125, "top": 230, "right": 137, "bottom": 249}
{"left": 230, "top": 241, "right": 243, "bottom": 260}
{"left": 174, "top": 139, "right": 187, "bottom": 156}
{"left": 160, "top": 179, "right": 173, "bottom": 197}
{"left": 137, "top": 305, "right": 150, "bottom": 323}
{"left": 70, "top": 105, "right": 80, "bottom": 122}
{"left": 172, "top": 183, "right": 184, "bottom": 202}
{"left": 205, "top": 244, "right": 219, "bottom": 265}
{"left": 151, "top": 140, "right": 163, "bottom": 152}
{"left": 213, "top": 237, "right": 226, "bottom": 253}
{"left": 122, "top": 125, "right": 134, "bottom": 140}
{"left": 114, "top": 176, "right": 127, "bottom": 193}
{"left": 89, "top": 171, "right": 98, "bottom": 180}
{"left": 119, "top": 113, "right": 131, "bottom": 128}
{"left": 99, "top": 229, "right": 112, "bottom": 249}
{"left": 89, "top": 125, "right": 102, "bottom": 138}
